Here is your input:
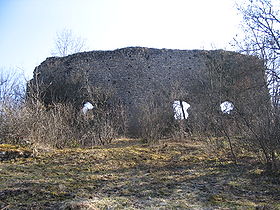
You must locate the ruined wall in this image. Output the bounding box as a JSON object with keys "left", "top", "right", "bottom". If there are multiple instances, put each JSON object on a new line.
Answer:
{"left": 29, "top": 47, "right": 269, "bottom": 134}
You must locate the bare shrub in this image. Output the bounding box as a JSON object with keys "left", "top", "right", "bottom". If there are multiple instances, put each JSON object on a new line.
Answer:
{"left": 72, "top": 85, "right": 128, "bottom": 146}
{"left": 51, "top": 29, "right": 87, "bottom": 57}
{"left": 137, "top": 84, "right": 192, "bottom": 143}
{"left": 231, "top": 0, "right": 280, "bottom": 171}
{"left": 236, "top": 103, "right": 280, "bottom": 171}
{"left": 0, "top": 101, "right": 76, "bottom": 148}
{"left": 77, "top": 99, "right": 127, "bottom": 147}
{"left": 197, "top": 90, "right": 280, "bottom": 170}
{"left": 0, "top": 68, "right": 25, "bottom": 106}
{"left": 137, "top": 95, "right": 173, "bottom": 143}
{"left": 170, "top": 120, "right": 190, "bottom": 141}
{"left": 0, "top": 98, "right": 127, "bottom": 149}
{"left": 204, "top": 108, "right": 239, "bottom": 163}
{"left": 0, "top": 69, "right": 26, "bottom": 144}
{"left": 0, "top": 70, "right": 128, "bottom": 149}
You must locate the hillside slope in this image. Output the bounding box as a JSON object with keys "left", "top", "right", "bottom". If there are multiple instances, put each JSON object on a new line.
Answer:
{"left": 0, "top": 138, "right": 279, "bottom": 209}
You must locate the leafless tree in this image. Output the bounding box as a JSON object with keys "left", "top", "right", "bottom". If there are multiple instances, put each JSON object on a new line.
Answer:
{"left": 0, "top": 68, "right": 25, "bottom": 106}
{"left": 51, "top": 29, "right": 87, "bottom": 57}
{"left": 235, "top": 0, "right": 280, "bottom": 106}
{"left": 234, "top": 0, "right": 280, "bottom": 171}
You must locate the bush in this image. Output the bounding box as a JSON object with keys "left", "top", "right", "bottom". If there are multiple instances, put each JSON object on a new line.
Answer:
{"left": 137, "top": 86, "right": 191, "bottom": 143}
{"left": 137, "top": 96, "right": 173, "bottom": 143}
{"left": 0, "top": 101, "right": 74, "bottom": 148}
{"left": 237, "top": 104, "right": 280, "bottom": 171}
{"left": 0, "top": 70, "right": 128, "bottom": 149}
{"left": 0, "top": 99, "right": 127, "bottom": 149}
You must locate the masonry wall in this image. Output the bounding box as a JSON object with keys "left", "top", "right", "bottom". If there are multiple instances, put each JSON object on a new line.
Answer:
{"left": 28, "top": 47, "right": 269, "bottom": 134}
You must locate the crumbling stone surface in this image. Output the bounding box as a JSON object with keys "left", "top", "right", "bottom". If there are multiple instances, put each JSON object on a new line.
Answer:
{"left": 28, "top": 47, "right": 269, "bottom": 134}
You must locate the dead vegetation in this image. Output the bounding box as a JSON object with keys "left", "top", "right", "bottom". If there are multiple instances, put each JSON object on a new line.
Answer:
{"left": 0, "top": 77, "right": 127, "bottom": 149}
{"left": 0, "top": 138, "right": 279, "bottom": 209}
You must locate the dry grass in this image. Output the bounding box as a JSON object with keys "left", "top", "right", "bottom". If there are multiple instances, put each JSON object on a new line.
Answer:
{"left": 0, "top": 100, "right": 125, "bottom": 149}
{"left": 0, "top": 138, "right": 279, "bottom": 209}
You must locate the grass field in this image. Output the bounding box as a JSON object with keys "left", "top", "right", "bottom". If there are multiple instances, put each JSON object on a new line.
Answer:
{"left": 0, "top": 138, "right": 280, "bottom": 209}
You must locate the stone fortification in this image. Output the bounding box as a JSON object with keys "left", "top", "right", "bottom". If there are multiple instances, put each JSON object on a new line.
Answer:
{"left": 28, "top": 47, "right": 269, "bottom": 133}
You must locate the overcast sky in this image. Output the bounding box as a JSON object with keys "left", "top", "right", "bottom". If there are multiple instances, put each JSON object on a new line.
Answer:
{"left": 0, "top": 0, "right": 242, "bottom": 79}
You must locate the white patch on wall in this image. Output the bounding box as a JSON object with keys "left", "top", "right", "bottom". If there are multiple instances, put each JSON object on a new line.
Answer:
{"left": 173, "top": 100, "right": 190, "bottom": 120}
{"left": 82, "top": 102, "right": 94, "bottom": 114}
{"left": 220, "top": 101, "right": 234, "bottom": 114}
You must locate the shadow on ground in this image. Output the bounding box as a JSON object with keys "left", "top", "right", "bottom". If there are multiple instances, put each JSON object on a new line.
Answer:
{"left": 0, "top": 138, "right": 279, "bottom": 209}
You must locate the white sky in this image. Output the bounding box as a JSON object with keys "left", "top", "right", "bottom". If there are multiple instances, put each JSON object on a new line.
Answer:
{"left": 0, "top": 0, "right": 242, "bottom": 79}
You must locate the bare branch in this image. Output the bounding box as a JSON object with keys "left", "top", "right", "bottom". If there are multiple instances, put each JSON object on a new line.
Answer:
{"left": 51, "top": 29, "right": 87, "bottom": 57}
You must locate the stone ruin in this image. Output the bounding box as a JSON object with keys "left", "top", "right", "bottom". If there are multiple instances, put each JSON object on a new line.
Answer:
{"left": 28, "top": 47, "right": 269, "bottom": 134}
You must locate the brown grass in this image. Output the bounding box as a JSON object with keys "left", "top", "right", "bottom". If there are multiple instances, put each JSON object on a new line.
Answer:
{"left": 0, "top": 138, "right": 279, "bottom": 209}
